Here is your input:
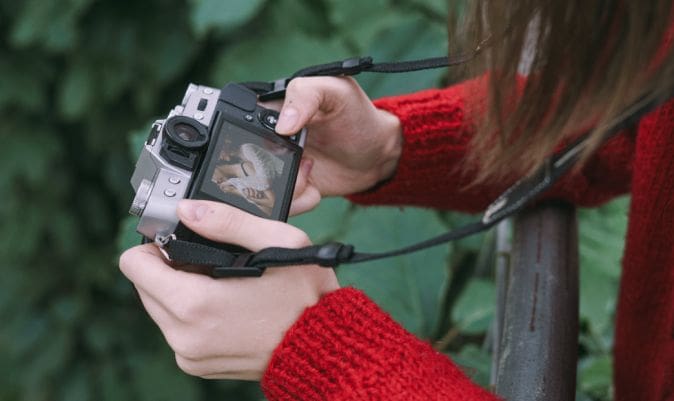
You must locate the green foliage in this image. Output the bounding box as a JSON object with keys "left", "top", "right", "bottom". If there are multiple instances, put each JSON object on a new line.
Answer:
{"left": 190, "top": 0, "right": 266, "bottom": 37}
{"left": 452, "top": 279, "right": 495, "bottom": 335}
{"left": 0, "top": 0, "right": 625, "bottom": 400}
{"left": 296, "top": 202, "right": 452, "bottom": 338}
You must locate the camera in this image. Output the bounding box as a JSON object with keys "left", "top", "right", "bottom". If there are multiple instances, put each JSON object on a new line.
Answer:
{"left": 129, "top": 82, "right": 306, "bottom": 251}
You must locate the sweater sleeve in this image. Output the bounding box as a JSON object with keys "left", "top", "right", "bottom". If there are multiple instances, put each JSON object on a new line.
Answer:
{"left": 262, "top": 287, "right": 500, "bottom": 401}
{"left": 347, "top": 74, "right": 637, "bottom": 213}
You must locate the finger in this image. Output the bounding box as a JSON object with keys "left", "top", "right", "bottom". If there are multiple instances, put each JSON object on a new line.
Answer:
{"left": 275, "top": 76, "right": 352, "bottom": 134}
{"left": 292, "top": 158, "right": 314, "bottom": 199}
{"left": 135, "top": 286, "right": 175, "bottom": 329}
{"left": 119, "top": 244, "right": 216, "bottom": 306}
{"left": 176, "top": 200, "right": 311, "bottom": 250}
{"left": 289, "top": 185, "right": 321, "bottom": 216}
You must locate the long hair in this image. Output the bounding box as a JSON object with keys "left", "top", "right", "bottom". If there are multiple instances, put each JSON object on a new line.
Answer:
{"left": 454, "top": 1, "right": 674, "bottom": 182}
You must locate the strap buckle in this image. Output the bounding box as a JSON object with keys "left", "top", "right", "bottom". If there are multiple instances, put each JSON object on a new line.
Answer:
{"left": 211, "top": 254, "right": 265, "bottom": 278}
{"left": 340, "top": 57, "right": 373, "bottom": 75}
{"left": 314, "top": 242, "right": 354, "bottom": 267}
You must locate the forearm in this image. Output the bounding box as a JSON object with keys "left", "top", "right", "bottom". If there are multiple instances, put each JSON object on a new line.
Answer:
{"left": 262, "top": 288, "right": 500, "bottom": 401}
{"left": 348, "top": 74, "right": 638, "bottom": 212}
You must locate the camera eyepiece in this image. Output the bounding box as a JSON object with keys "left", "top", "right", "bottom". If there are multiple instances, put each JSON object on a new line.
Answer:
{"left": 164, "top": 116, "right": 209, "bottom": 149}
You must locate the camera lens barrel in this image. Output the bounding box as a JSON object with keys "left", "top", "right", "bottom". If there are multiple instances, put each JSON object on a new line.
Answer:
{"left": 163, "top": 116, "right": 209, "bottom": 149}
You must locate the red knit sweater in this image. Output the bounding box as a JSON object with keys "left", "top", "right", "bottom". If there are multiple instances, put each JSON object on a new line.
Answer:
{"left": 261, "top": 77, "right": 674, "bottom": 401}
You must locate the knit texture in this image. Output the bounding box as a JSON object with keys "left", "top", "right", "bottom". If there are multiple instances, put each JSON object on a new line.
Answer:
{"left": 262, "top": 288, "right": 500, "bottom": 401}
{"left": 349, "top": 75, "right": 635, "bottom": 211}
{"left": 613, "top": 104, "right": 674, "bottom": 401}
{"left": 262, "top": 75, "right": 673, "bottom": 401}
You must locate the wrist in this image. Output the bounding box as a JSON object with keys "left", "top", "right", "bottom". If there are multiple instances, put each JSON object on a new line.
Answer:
{"left": 373, "top": 108, "right": 403, "bottom": 185}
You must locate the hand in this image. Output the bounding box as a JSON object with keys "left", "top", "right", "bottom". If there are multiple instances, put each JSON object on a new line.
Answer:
{"left": 118, "top": 199, "right": 340, "bottom": 381}
{"left": 274, "top": 77, "right": 403, "bottom": 215}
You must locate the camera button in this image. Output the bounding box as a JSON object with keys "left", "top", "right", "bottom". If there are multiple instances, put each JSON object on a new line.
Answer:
{"left": 164, "top": 189, "right": 177, "bottom": 197}
{"left": 168, "top": 177, "right": 181, "bottom": 185}
{"left": 259, "top": 110, "right": 279, "bottom": 130}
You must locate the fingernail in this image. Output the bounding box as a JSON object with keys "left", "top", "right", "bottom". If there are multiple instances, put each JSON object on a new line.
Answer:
{"left": 178, "top": 200, "right": 209, "bottom": 222}
{"left": 276, "top": 107, "right": 298, "bottom": 133}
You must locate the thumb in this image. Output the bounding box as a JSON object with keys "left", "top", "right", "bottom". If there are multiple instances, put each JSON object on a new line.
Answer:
{"left": 275, "top": 78, "right": 320, "bottom": 134}
{"left": 275, "top": 76, "right": 352, "bottom": 134}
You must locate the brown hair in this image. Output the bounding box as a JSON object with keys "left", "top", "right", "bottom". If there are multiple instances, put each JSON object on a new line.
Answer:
{"left": 453, "top": 1, "right": 674, "bottom": 182}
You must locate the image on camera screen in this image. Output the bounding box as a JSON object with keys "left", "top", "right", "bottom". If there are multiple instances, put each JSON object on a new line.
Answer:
{"left": 199, "top": 121, "right": 295, "bottom": 218}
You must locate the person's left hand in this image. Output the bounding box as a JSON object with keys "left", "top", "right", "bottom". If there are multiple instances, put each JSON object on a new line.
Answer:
{"left": 119, "top": 199, "right": 340, "bottom": 381}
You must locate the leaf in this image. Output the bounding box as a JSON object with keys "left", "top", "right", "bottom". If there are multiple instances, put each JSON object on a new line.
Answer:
{"left": 326, "top": 0, "right": 407, "bottom": 50}
{"left": 263, "top": 0, "right": 332, "bottom": 38}
{"left": 190, "top": 0, "right": 266, "bottom": 37}
{"left": 0, "top": 57, "right": 50, "bottom": 111}
{"left": 117, "top": 216, "right": 142, "bottom": 255}
{"left": 22, "top": 327, "right": 72, "bottom": 387}
{"left": 411, "top": 0, "right": 449, "bottom": 16}
{"left": 100, "top": 363, "right": 133, "bottom": 401}
{"left": 578, "top": 263, "right": 618, "bottom": 337}
{"left": 138, "top": 23, "right": 197, "bottom": 85}
{"left": 578, "top": 354, "right": 613, "bottom": 399}
{"left": 128, "top": 124, "right": 153, "bottom": 159}
{"left": 210, "top": 31, "right": 351, "bottom": 84}
{"left": 59, "top": 59, "right": 95, "bottom": 120}
{"left": 449, "top": 344, "right": 492, "bottom": 388}
{"left": 129, "top": 351, "right": 200, "bottom": 401}
{"left": 334, "top": 206, "right": 451, "bottom": 338}
{"left": 578, "top": 197, "right": 628, "bottom": 279}
{"left": 289, "top": 197, "right": 352, "bottom": 243}
{"left": 59, "top": 367, "right": 91, "bottom": 401}
{"left": 452, "top": 279, "right": 495, "bottom": 334}
{"left": 9, "top": 0, "right": 91, "bottom": 51}
{"left": 355, "top": 15, "right": 449, "bottom": 98}
{"left": 577, "top": 197, "right": 628, "bottom": 334}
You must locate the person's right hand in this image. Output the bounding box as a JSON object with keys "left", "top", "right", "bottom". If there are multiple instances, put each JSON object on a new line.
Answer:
{"left": 273, "top": 77, "right": 403, "bottom": 215}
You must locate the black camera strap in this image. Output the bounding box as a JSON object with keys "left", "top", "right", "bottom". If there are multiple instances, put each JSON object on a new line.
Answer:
{"left": 161, "top": 55, "right": 674, "bottom": 277}
{"left": 242, "top": 55, "right": 470, "bottom": 101}
{"left": 242, "top": 36, "right": 492, "bottom": 101}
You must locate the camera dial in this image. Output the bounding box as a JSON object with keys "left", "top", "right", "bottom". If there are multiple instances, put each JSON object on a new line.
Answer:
{"left": 164, "top": 116, "right": 209, "bottom": 149}
{"left": 129, "top": 179, "right": 154, "bottom": 217}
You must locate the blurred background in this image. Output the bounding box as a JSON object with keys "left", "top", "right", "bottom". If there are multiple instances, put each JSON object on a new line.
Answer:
{"left": 0, "top": 0, "right": 626, "bottom": 400}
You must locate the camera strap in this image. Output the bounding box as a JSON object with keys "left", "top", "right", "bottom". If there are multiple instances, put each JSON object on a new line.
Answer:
{"left": 161, "top": 55, "right": 673, "bottom": 277}
{"left": 242, "top": 36, "right": 492, "bottom": 101}
{"left": 242, "top": 56, "right": 467, "bottom": 101}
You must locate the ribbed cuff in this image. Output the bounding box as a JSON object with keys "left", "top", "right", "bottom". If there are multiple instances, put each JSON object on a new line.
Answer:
{"left": 262, "top": 287, "right": 498, "bottom": 401}
{"left": 346, "top": 81, "right": 497, "bottom": 213}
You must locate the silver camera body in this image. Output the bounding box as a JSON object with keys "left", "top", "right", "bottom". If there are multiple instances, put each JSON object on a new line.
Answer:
{"left": 129, "top": 83, "right": 306, "bottom": 246}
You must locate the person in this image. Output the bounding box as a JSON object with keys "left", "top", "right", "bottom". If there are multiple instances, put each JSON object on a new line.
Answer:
{"left": 119, "top": 1, "right": 674, "bottom": 400}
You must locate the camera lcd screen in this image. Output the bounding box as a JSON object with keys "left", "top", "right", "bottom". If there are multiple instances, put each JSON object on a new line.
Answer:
{"left": 197, "top": 120, "right": 298, "bottom": 219}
